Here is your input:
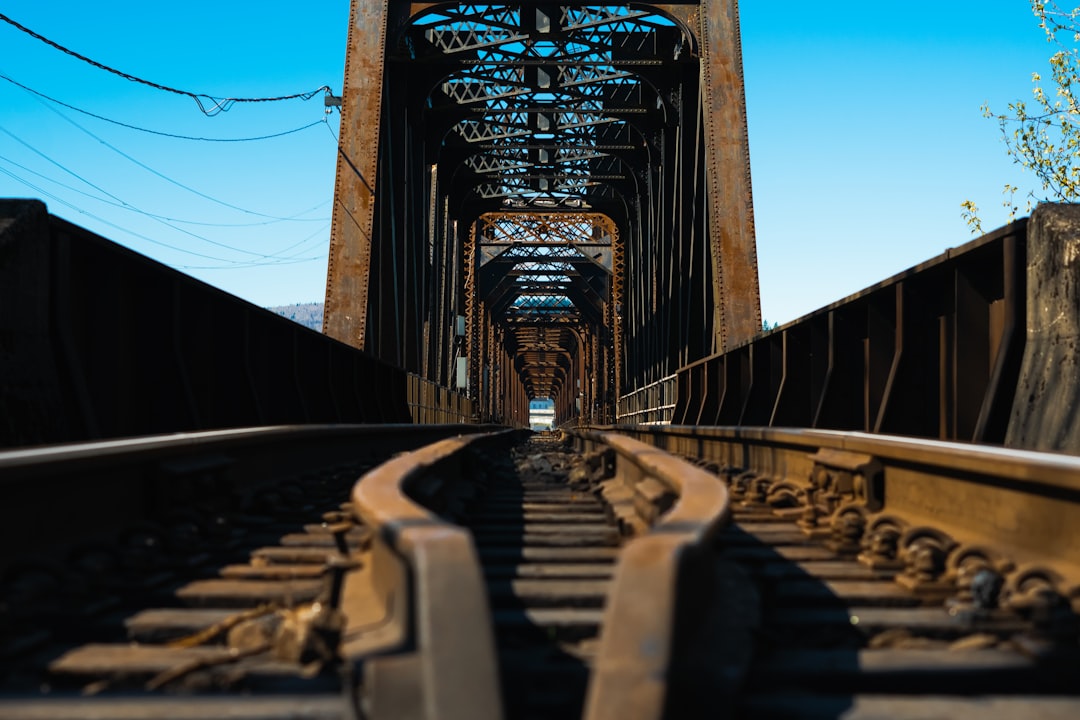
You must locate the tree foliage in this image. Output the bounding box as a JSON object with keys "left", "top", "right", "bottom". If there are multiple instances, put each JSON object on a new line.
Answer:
{"left": 964, "top": 1, "right": 1080, "bottom": 233}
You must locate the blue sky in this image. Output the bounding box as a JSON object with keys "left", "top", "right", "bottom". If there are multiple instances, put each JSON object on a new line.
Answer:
{"left": 0, "top": 2, "right": 1057, "bottom": 324}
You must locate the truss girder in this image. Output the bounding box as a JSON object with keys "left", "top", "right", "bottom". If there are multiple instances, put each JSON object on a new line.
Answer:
{"left": 326, "top": 1, "right": 763, "bottom": 425}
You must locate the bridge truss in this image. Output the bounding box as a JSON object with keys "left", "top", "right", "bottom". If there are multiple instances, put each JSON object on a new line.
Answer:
{"left": 324, "top": 0, "right": 761, "bottom": 424}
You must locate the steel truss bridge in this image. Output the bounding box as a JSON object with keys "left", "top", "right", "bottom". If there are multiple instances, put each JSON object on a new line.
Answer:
{"left": 3, "top": 2, "right": 1080, "bottom": 719}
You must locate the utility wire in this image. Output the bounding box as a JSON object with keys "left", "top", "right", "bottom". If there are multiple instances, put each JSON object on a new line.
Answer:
{"left": 0, "top": 71, "right": 325, "bottom": 142}
{"left": 0, "top": 126, "right": 315, "bottom": 261}
{"left": 176, "top": 223, "right": 330, "bottom": 270}
{"left": 30, "top": 97, "right": 317, "bottom": 221}
{"left": 0, "top": 129, "right": 271, "bottom": 258}
{"left": 0, "top": 151, "right": 326, "bottom": 233}
{"left": 0, "top": 12, "right": 330, "bottom": 116}
{"left": 0, "top": 164, "right": 249, "bottom": 263}
{"left": 0, "top": 164, "right": 327, "bottom": 269}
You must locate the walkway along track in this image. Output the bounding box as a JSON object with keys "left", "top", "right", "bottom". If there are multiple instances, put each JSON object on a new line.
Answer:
{"left": 3, "top": 425, "right": 1080, "bottom": 718}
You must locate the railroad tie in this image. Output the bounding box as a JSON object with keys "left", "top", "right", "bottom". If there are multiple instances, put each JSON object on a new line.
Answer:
{"left": 468, "top": 438, "right": 621, "bottom": 720}
{"left": 721, "top": 504, "right": 1080, "bottom": 718}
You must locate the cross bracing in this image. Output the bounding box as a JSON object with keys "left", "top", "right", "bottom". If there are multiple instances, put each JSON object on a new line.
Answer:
{"left": 326, "top": 1, "right": 762, "bottom": 426}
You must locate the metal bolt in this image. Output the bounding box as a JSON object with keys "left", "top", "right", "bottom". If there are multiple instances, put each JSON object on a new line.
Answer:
{"left": 326, "top": 521, "right": 354, "bottom": 556}
{"left": 322, "top": 556, "right": 361, "bottom": 610}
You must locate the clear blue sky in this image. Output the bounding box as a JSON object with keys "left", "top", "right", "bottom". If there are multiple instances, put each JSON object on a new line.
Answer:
{"left": 0, "top": 1, "right": 1057, "bottom": 324}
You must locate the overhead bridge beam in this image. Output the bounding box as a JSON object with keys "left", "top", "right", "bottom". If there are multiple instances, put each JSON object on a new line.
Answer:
{"left": 324, "top": 0, "right": 762, "bottom": 424}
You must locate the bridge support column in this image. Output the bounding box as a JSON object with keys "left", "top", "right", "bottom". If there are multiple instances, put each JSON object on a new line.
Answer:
{"left": 1006, "top": 203, "right": 1080, "bottom": 453}
{"left": 699, "top": 0, "right": 762, "bottom": 351}
{"left": 324, "top": 0, "right": 392, "bottom": 349}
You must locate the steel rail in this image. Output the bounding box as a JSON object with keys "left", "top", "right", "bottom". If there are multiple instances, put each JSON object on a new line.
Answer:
{"left": 0, "top": 424, "right": 497, "bottom": 575}
{"left": 347, "top": 429, "right": 521, "bottom": 720}
{"left": 566, "top": 429, "right": 735, "bottom": 720}
{"left": 346, "top": 428, "right": 736, "bottom": 719}
{"left": 603, "top": 424, "right": 1080, "bottom": 616}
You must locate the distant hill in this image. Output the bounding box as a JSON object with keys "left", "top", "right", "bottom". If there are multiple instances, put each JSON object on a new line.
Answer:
{"left": 267, "top": 302, "right": 323, "bottom": 332}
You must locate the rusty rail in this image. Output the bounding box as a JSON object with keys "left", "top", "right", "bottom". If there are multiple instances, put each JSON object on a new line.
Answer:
{"left": 607, "top": 424, "right": 1080, "bottom": 617}
{"left": 0, "top": 423, "right": 509, "bottom": 719}
{"left": 347, "top": 430, "right": 521, "bottom": 720}
{"left": 0, "top": 424, "right": 491, "bottom": 576}
{"left": 344, "top": 428, "right": 737, "bottom": 719}
{"left": 567, "top": 429, "right": 735, "bottom": 720}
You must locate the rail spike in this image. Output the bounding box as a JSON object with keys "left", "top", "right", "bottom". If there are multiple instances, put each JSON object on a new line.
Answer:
{"left": 825, "top": 503, "right": 869, "bottom": 555}
{"left": 857, "top": 515, "right": 909, "bottom": 570}
{"left": 895, "top": 526, "right": 960, "bottom": 598}
{"left": 944, "top": 544, "right": 1015, "bottom": 613}
{"left": 1002, "top": 565, "right": 1080, "bottom": 654}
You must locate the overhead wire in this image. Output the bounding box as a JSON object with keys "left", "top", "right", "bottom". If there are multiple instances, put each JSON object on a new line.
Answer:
{"left": 175, "top": 222, "right": 331, "bottom": 270}
{"left": 0, "top": 16, "right": 337, "bottom": 274}
{"left": 0, "top": 11, "right": 330, "bottom": 116}
{"left": 0, "top": 127, "right": 328, "bottom": 263}
{"left": 0, "top": 163, "right": 326, "bottom": 269}
{"left": 0, "top": 150, "right": 328, "bottom": 231}
{"left": 0, "top": 71, "right": 325, "bottom": 143}
{"left": 0, "top": 124, "right": 283, "bottom": 259}
{"left": 29, "top": 95, "right": 322, "bottom": 221}
{"left": 0, "top": 164, "right": 251, "bottom": 264}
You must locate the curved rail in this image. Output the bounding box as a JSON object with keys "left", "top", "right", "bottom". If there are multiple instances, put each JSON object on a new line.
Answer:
{"left": 606, "top": 424, "right": 1080, "bottom": 595}
{"left": 568, "top": 430, "right": 736, "bottom": 720}
{"left": 0, "top": 424, "right": 493, "bottom": 575}
{"left": 348, "top": 429, "right": 520, "bottom": 720}
{"left": 346, "top": 428, "right": 737, "bottom": 719}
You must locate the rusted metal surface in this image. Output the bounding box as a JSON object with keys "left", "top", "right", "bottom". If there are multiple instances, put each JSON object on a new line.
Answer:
{"left": 617, "top": 374, "right": 678, "bottom": 424}
{"left": 613, "top": 424, "right": 1080, "bottom": 619}
{"left": 323, "top": 0, "right": 391, "bottom": 349}
{"left": 407, "top": 373, "right": 474, "bottom": 423}
{"left": 0, "top": 423, "right": 487, "bottom": 576}
{"left": 606, "top": 422, "right": 1080, "bottom": 716}
{"left": 1006, "top": 203, "right": 1080, "bottom": 453}
{"left": 6, "top": 421, "right": 1080, "bottom": 716}
{"left": 323, "top": 1, "right": 765, "bottom": 422}
{"left": 567, "top": 429, "right": 737, "bottom": 720}
{"left": 0, "top": 200, "right": 415, "bottom": 449}
{"left": 672, "top": 218, "right": 1028, "bottom": 443}
{"left": 349, "top": 431, "right": 517, "bottom": 720}
{"left": 0, "top": 424, "right": 507, "bottom": 718}
{"left": 698, "top": 0, "right": 762, "bottom": 351}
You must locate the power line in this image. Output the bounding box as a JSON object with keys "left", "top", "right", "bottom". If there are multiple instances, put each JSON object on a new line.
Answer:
{"left": 0, "top": 152, "right": 326, "bottom": 232}
{"left": 0, "top": 71, "right": 325, "bottom": 143}
{"left": 30, "top": 98, "right": 319, "bottom": 221}
{"left": 176, "top": 223, "right": 330, "bottom": 270}
{"left": 0, "top": 132, "right": 268, "bottom": 258}
{"left": 0, "top": 12, "right": 331, "bottom": 116}
{"left": 0, "top": 126, "right": 319, "bottom": 261}
{"left": 0, "top": 163, "right": 328, "bottom": 269}
{"left": 0, "top": 164, "right": 251, "bottom": 264}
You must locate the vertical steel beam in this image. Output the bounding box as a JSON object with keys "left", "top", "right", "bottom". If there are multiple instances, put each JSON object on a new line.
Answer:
{"left": 699, "top": 0, "right": 762, "bottom": 351}
{"left": 324, "top": 0, "right": 391, "bottom": 348}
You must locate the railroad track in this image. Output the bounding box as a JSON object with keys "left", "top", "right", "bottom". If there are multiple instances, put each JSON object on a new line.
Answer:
{"left": 2, "top": 424, "right": 1080, "bottom": 718}
{"left": 469, "top": 438, "right": 619, "bottom": 718}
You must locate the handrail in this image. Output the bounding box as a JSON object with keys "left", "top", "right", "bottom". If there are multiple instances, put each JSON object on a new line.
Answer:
{"left": 349, "top": 429, "right": 518, "bottom": 720}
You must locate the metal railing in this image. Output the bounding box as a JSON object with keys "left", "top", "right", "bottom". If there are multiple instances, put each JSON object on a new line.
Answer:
{"left": 671, "top": 218, "right": 1029, "bottom": 445}
{"left": 407, "top": 374, "right": 474, "bottom": 424}
{"left": 616, "top": 374, "right": 678, "bottom": 425}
